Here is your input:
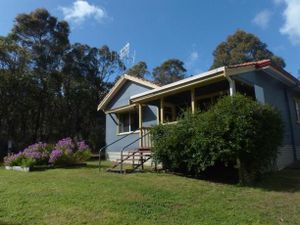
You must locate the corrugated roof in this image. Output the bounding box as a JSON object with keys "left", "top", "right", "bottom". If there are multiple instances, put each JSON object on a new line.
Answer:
{"left": 227, "top": 59, "right": 272, "bottom": 69}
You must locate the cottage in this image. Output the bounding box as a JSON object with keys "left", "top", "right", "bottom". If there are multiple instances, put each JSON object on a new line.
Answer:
{"left": 98, "top": 59, "right": 300, "bottom": 171}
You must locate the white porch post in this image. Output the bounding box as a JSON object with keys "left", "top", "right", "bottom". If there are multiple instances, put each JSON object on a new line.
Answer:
{"left": 191, "top": 88, "right": 195, "bottom": 113}
{"left": 160, "top": 98, "right": 164, "bottom": 124}
{"left": 229, "top": 79, "right": 236, "bottom": 96}
{"left": 138, "top": 104, "right": 143, "bottom": 147}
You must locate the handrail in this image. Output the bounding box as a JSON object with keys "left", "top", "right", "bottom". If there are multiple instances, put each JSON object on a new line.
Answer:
{"left": 98, "top": 129, "right": 139, "bottom": 171}
{"left": 120, "top": 130, "right": 151, "bottom": 172}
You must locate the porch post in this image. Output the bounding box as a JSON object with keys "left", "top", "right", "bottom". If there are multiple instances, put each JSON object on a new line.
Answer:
{"left": 191, "top": 88, "right": 195, "bottom": 113}
{"left": 160, "top": 97, "right": 164, "bottom": 124}
{"left": 229, "top": 79, "right": 236, "bottom": 96}
{"left": 138, "top": 104, "right": 143, "bottom": 147}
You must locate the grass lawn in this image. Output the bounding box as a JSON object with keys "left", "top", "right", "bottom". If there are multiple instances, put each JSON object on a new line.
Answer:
{"left": 0, "top": 161, "right": 300, "bottom": 225}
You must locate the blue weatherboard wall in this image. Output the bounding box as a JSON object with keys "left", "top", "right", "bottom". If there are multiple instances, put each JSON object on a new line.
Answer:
{"left": 104, "top": 80, "right": 158, "bottom": 158}
{"left": 235, "top": 70, "right": 300, "bottom": 168}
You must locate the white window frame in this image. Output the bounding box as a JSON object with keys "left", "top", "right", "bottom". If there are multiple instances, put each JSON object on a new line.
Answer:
{"left": 116, "top": 110, "right": 139, "bottom": 135}
{"left": 295, "top": 98, "right": 300, "bottom": 123}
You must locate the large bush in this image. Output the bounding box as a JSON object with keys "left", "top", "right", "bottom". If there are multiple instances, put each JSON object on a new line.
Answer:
{"left": 151, "top": 94, "right": 284, "bottom": 184}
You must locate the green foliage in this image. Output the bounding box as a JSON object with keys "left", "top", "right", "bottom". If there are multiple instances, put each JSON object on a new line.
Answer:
{"left": 8, "top": 155, "right": 36, "bottom": 167}
{"left": 151, "top": 112, "right": 195, "bottom": 173}
{"left": 152, "top": 59, "right": 186, "bottom": 85}
{"left": 126, "top": 61, "right": 149, "bottom": 78}
{"left": 151, "top": 95, "right": 284, "bottom": 183}
{"left": 73, "top": 150, "right": 92, "bottom": 163}
{"left": 210, "top": 29, "right": 286, "bottom": 69}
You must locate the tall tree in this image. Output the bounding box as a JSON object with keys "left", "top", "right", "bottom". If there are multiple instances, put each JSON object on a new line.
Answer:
{"left": 62, "top": 43, "right": 125, "bottom": 149}
{"left": 210, "top": 29, "right": 286, "bottom": 69}
{"left": 152, "top": 59, "right": 186, "bottom": 85}
{"left": 9, "top": 8, "right": 70, "bottom": 141}
{"left": 126, "top": 61, "right": 149, "bottom": 78}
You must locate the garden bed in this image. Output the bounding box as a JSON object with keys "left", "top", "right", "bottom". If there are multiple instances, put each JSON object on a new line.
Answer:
{"left": 5, "top": 166, "right": 31, "bottom": 172}
{"left": 4, "top": 163, "right": 87, "bottom": 172}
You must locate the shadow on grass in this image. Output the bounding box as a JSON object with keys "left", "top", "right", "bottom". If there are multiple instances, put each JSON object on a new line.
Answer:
{"left": 86, "top": 164, "right": 110, "bottom": 170}
{"left": 252, "top": 167, "right": 300, "bottom": 193}
{"left": 86, "top": 160, "right": 112, "bottom": 170}
{"left": 156, "top": 162, "right": 300, "bottom": 193}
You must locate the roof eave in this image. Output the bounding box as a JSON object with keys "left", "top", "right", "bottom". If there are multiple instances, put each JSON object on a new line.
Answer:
{"left": 130, "top": 67, "right": 226, "bottom": 103}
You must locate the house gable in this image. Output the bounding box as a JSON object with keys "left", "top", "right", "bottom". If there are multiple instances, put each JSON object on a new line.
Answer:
{"left": 106, "top": 80, "right": 154, "bottom": 110}
{"left": 98, "top": 74, "right": 159, "bottom": 111}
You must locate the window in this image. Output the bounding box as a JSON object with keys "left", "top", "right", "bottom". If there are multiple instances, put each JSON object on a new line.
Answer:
{"left": 236, "top": 81, "right": 255, "bottom": 100}
{"left": 254, "top": 85, "right": 265, "bottom": 104}
{"left": 295, "top": 99, "right": 300, "bottom": 123}
{"left": 117, "top": 110, "right": 139, "bottom": 133}
{"left": 163, "top": 106, "right": 174, "bottom": 122}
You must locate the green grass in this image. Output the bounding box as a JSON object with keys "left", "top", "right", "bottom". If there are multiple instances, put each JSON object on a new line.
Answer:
{"left": 0, "top": 161, "right": 300, "bottom": 225}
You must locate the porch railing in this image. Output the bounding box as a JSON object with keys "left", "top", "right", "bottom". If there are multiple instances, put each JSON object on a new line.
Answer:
{"left": 98, "top": 128, "right": 139, "bottom": 172}
{"left": 140, "top": 127, "right": 152, "bottom": 148}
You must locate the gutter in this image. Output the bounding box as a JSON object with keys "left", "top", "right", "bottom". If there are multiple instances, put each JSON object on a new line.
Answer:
{"left": 224, "top": 67, "right": 236, "bottom": 96}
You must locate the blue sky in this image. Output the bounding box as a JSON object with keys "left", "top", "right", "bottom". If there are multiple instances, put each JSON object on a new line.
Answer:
{"left": 0, "top": 0, "right": 300, "bottom": 78}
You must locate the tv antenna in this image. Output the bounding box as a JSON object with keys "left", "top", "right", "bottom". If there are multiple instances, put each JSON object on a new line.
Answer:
{"left": 119, "top": 42, "right": 136, "bottom": 67}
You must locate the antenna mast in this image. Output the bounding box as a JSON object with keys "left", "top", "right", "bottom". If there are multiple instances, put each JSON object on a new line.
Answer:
{"left": 119, "top": 42, "right": 136, "bottom": 68}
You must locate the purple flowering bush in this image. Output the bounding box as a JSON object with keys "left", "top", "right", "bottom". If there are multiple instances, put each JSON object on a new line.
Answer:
{"left": 4, "top": 142, "right": 51, "bottom": 167}
{"left": 49, "top": 138, "right": 91, "bottom": 165}
{"left": 4, "top": 138, "right": 91, "bottom": 167}
{"left": 73, "top": 140, "right": 91, "bottom": 162}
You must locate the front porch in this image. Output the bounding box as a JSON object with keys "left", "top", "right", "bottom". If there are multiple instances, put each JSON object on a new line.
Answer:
{"left": 136, "top": 76, "right": 255, "bottom": 127}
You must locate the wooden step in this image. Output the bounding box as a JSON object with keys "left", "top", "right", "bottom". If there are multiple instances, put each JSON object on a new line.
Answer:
{"left": 106, "top": 168, "right": 126, "bottom": 173}
{"left": 138, "top": 148, "right": 151, "bottom": 151}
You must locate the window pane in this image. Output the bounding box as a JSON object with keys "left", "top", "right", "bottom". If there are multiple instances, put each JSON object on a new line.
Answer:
{"left": 118, "top": 112, "right": 129, "bottom": 133}
{"left": 164, "top": 106, "right": 173, "bottom": 122}
{"left": 131, "top": 110, "right": 139, "bottom": 131}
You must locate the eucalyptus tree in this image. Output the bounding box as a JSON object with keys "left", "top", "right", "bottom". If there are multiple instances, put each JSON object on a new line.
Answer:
{"left": 211, "top": 29, "right": 285, "bottom": 69}
{"left": 152, "top": 59, "right": 186, "bottom": 85}
{"left": 126, "top": 61, "right": 149, "bottom": 78}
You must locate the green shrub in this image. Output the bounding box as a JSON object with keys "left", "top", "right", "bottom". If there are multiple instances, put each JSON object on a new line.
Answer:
{"left": 151, "top": 112, "right": 195, "bottom": 173}
{"left": 73, "top": 149, "right": 91, "bottom": 162}
{"left": 7, "top": 154, "right": 36, "bottom": 167}
{"left": 151, "top": 94, "right": 284, "bottom": 184}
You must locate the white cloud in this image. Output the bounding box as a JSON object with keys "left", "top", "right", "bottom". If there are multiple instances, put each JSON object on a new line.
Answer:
{"left": 252, "top": 10, "right": 272, "bottom": 29}
{"left": 186, "top": 51, "right": 199, "bottom": 67}
{"left": 59, "top": 0, "right": 107, "bottom": 24}
{"left": 190, "top": 51, "right": 199, "bottom": 62}
{"left": 186, "top": 51, "right": 202, "bottom": 74}
{"left": 279, "top": 0, "right": 300, "bottom": 44}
